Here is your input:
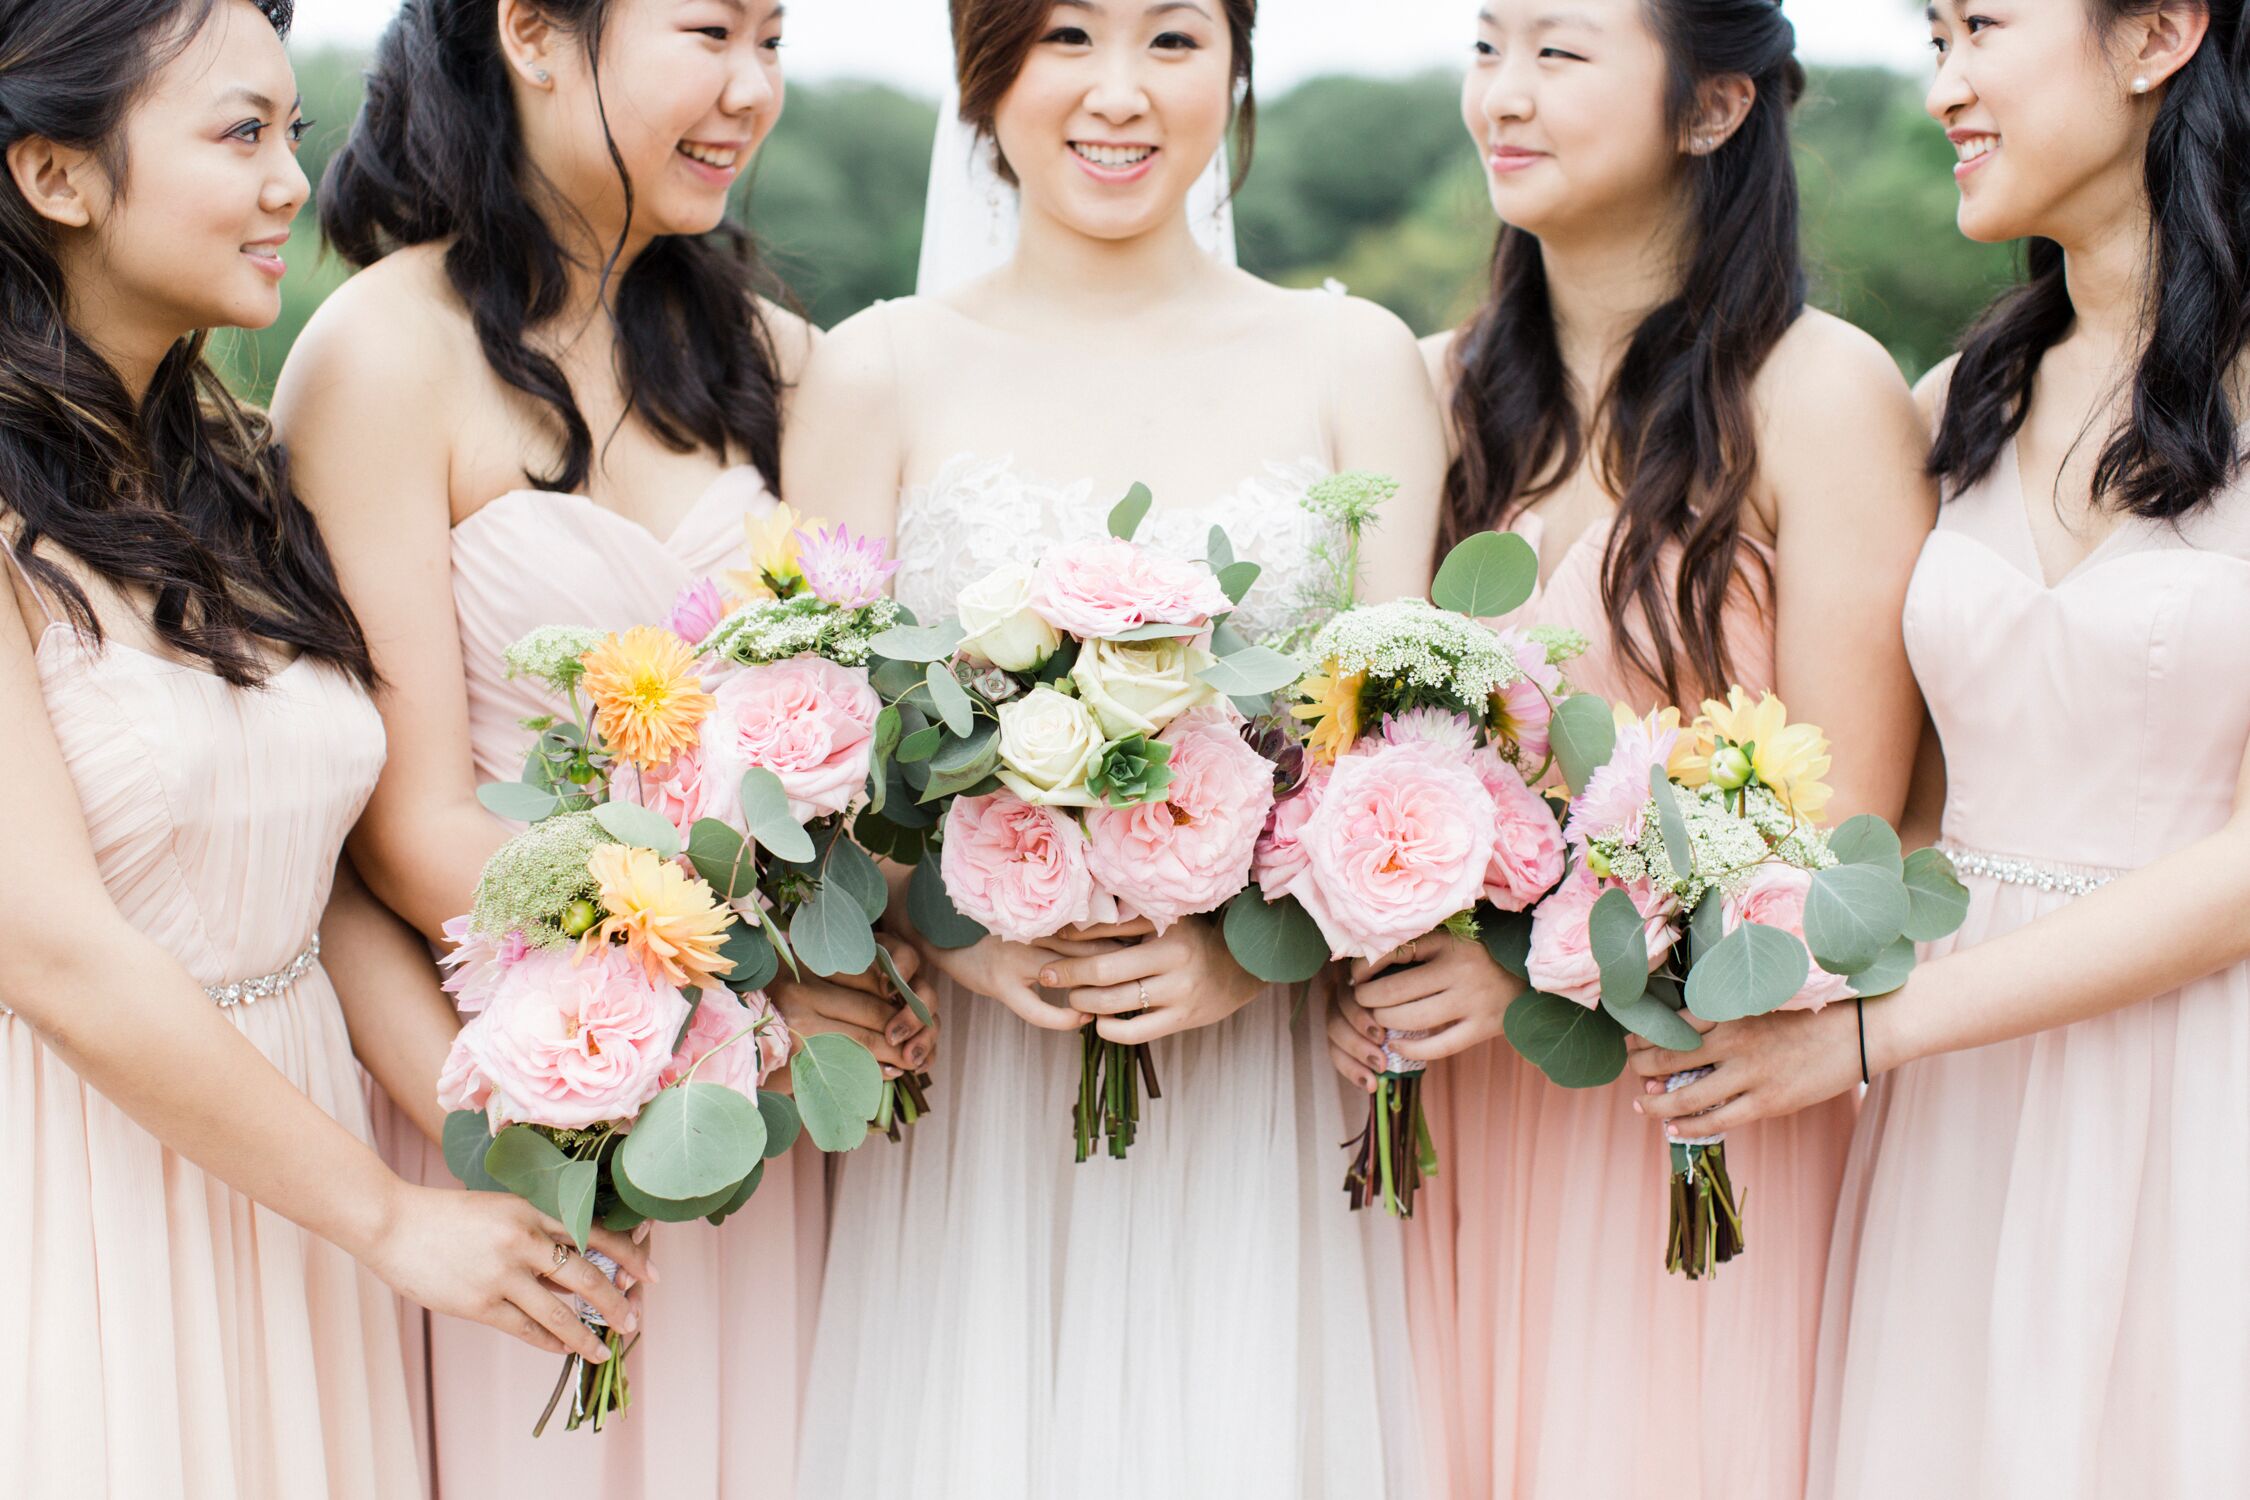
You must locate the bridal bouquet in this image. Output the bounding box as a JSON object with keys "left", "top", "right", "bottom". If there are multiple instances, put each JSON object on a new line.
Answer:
{"left": 1512, "top": 690, "right": 1968, "bottom": 1278}
{"left": 1253, "top": 529, "right": 1578, "bottom": 1217}
{"left": 858, "top": 484, "right": 1305, "bottom": 1159}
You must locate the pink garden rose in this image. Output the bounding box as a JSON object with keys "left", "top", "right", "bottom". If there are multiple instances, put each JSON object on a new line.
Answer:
{"left": 622, "top": 745, "right": 729, "bottom": 844}
{"left": 665, "top": 576, "right": 730, "bottom": 647}
{"left": 1722, "top": 864, "right": 1856, "bottom": 1012}
{"left": 1474, "top": 747, "right": 1567, "bottom": 912}
{"left": 443, "top": 945, "right": 690, "bottom": 1130}
{"left": 1563, "top": 711, "right": 1681, "bottom": 853}
{"left": 941, "top": 790, "right": 1099, "bottom": 943}
{"left": 1292, "top": 740, "right": 1499, "bottom": 961}
{"left": 1027, "top": 537, "right": 1232, "bottom": 638}
{"left": 438, "top": 915, "right": 528, "bottom": 1015}
{"left": 703, "top": 657, "right": 881, "bottom": 823}
{"left": 1083, "top": 708, "right": 1275, "bottom": 933}
{"left": 661, "top": 986, "right": 790, "bottom": 1098}
{"left": 435, "top": 1030, "right": 493, "bottom": 1115}
{"left": 1525, "top": 868, "right": 1680, "bottom": 1007}
{"left": 1253, "top": 758, "right": 1332, "bottom": 896}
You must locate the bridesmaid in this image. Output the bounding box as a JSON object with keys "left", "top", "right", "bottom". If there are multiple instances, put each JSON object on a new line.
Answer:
{"left": 1332, "top": 3, "right": 1934, "bottom": 1496}
{"left": 1635, "top": 3, "right": 2250, "bottom": 1494}
{"left": 272, "top": 0, "right": 917, "bottom": 1493}
{"left": 0, "top": 2, "right": 645, "bottom": 1496}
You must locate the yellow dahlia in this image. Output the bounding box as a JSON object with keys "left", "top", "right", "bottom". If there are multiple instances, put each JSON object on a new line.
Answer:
{"left": 1291, "top": 665, "right": 1367, "bottom": 763}
{"left": 726, "top": 501, "right": 816, "bottom": 601}
{"left": 581, "top": 626, "right": 714, "bottom": 770}
{"left": 1678, "top": 687, "right": 1833, "bottom": 823}
{"left": 581, "top": 843, "right": 735, "bottom": 991}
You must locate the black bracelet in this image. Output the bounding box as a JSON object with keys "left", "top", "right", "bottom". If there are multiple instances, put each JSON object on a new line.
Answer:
{"left": 1854, "top": 997, "right": 1871, "bottom": 1086}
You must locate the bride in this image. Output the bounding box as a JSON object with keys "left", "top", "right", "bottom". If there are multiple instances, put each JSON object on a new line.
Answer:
{"left": 783, "top": 2, "right": 1443, "bottom": 1495}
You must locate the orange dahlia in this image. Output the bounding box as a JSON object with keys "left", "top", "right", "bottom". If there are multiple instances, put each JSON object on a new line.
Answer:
{"left": 581, "top": 843, "right": 735, "bottom": 991}
{"left": 581, "top": 626, "right": 714, "bottom": 770}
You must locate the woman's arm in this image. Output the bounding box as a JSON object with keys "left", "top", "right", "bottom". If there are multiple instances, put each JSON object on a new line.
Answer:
{"left": 1330, "top": 297, "right": 1449, "bottom": 602}
{"left": 779, "top": 301, "right": 907, "bottom": 534}
{"left": 322, "top": 855, "right": 460, "bottom": 1145}
{"left": 272, "top": 266, "right": 509, "bottom": 944}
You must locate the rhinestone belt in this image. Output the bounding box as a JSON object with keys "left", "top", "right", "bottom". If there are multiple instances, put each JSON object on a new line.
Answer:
{"left": 1936, "top": 844, "right": 2118, "bottom": 900}
{"left": 2, "top": 934, "right": 321, "bottom": 1021}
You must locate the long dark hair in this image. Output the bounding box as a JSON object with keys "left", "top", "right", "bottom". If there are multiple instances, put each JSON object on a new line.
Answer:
{"left": 0, "top": 0, "right": 374, "bottom": 687}
{"left": 1932, "top": 1, "right": 2248, "bottom": 517}
{"left": 950, "top": 0, "right": 1258, "bottom": 192}
{"left": 1440, "top": 0, "right": 1806, "bottom": 705}
{"left": 322, "top": 0, "right": 785, "bottom": 495}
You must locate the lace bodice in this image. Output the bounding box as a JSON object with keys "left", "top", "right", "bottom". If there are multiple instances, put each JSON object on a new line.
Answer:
{"left": 894, "top": 452, "right": 1337, "bottom": 644}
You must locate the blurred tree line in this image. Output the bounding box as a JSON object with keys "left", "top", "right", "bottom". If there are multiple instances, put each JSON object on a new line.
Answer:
{"left": 217, "top": 53, "right": 2017, "bottom": 403}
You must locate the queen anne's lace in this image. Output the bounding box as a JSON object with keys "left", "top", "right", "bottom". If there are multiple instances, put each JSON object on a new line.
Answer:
{"left": 893, "top": 453, "right": 1337, "bottom": 646}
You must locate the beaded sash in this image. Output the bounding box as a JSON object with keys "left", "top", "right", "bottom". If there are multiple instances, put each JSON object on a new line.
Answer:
{"left": 2, "top": 934, "right": 321, "bottom": 1021}
{"left": 1937, "top": 843, "right": 2118, "bottom": 899}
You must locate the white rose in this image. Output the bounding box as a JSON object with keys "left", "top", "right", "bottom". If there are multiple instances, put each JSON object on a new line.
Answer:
{"left": 994, "top": 685, "right": 1105, "bottom": 807}
{"left": 1070, "top": 636, "right": 1218, "bottom": 740}
{"left": 956, "top": 563, "right": 1062, "bottom": 673}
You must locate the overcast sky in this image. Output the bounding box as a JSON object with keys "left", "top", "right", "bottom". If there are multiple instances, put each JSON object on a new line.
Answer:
{"left": 292, "top": 1, "right": 1932, "bottom": 90}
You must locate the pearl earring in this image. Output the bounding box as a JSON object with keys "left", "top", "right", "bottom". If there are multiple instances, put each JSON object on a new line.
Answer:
{"left": 2132, "top": 76, "right": 2151, "bottom": 94}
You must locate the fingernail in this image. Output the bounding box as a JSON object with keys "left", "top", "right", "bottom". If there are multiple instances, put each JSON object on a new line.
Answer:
{"left": 589, "top": 1342, "right": 611, "bottom": 1363}
{"left": 907, "top": 1041, "right": 929, "bottom": 1068}
{"left": 1665, "top": 1125, "right": 1679, "bottom": 1140}
{"left": 644, "top": 1262, "right": 662, "bottom": 1285}
{"left": 883, "top": 1065, "right": 901, "bottom": 1079}
{"left": 1040, "top": 970, "right": 1059, "bottom": 987}
{"left": 618, "top": 1272, "right": 637, "bottom": 1293}
{"left": 1632, "top": 1101, "right": 1643, "bottom": 1114}
{"left": 887, "top": 1018, "right": 914, "bottom": 1044}
{"left": 632, "top": 1222, "right": 651, "bottom": 1245}
{"left": 624, "top": 1310, "right": 639, "bottom": 1334}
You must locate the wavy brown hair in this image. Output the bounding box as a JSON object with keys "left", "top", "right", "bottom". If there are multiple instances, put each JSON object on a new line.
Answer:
{"left": 0, "top": 0, "right": 373, "bottom": 687}
{"left": 951, "top": 0, "right": 1258, "bottom": 191}
{"left": 1438, "top": 0, "right": 1805, "bottom": 705}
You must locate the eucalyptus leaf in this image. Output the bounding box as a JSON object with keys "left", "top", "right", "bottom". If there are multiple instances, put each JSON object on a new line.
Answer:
{"left": 1206, "top": 525, "right": 1236, "bottom": 572}
{"left": 1476, "top": 906, "right": 1535, "bottom": 980}
{"left": 1550, "top": 695, "right": 1617, "bottom": 795}
{"left": 1217, "top": 561, "right": 1262, "bottom": 607}
{"left": 441, "top": 1110, "right": 506, "bottom": 1193}
{"left": 1649, "top": 768, "right": 1694, "bottom": 882}
{"left": 908, "top": 855, "right": 987, "bottom": 949}
{"left": 1431, "top": 530, "right": 1539, "bottom": 618}
{"left": 476, "top": 779, "right": 562, "bottom": 824}
{"left": 1589, "top": 887, "right": 1652, "bottom": 1010}
{"left": 1828, "top": 815, "right": 1905, "bottom": 876}
{"left": 897, "top": 725, "right": 943, "bottom": 763}
{"left": 868, "top": 619, "right": 966, "bottom": 664}
{"left": 738, "top": 768, "right": 815, "bottom": 863}
{"left": 1208, "top": 618, "right": 1253, "bottom": 658}
{"left": 1688, "top": 891, "right": 1729, "bottom": 961}
{"left": 1805, "top": 863, "right": 1912, "bottom": 974}
{"left": 791, "top": 1031, "right": 886, "bottom": 1151}
{"left": 594, "top": 799, "right": 683, "bottom": 859}
{"left": 1901, "top": 847, "right": 1971, "bottom": 942}
{"left": 616, "top": 1081, "right": 767, "bottom": 1201}
{"left": 1602, "top": 988, "right": 1706, "bottom": 1051}
{"left": 871, "top": 656, "right": 925, "bottom": 699}
{"left": 931, "top": 721, "right": 999, "bottom": 774}
{"left": 1108, "top": 482, "right": 1153, "bottom": 541}
{"left": 926, "top": 663, "right": 975, "bottom": 736}
{"left": 756, "top": 1089, "right": 802, "bottom": 1158}
{"left": 1197, "top": 645, "right": 1303, "bottom": 697}
{"left": 1503, "top": 990, "right": 1629, "bottom": 1088}
{"left": 791, "top": 878, "right": 879, "bottom": 979}
{"left": 1221, "top": 887, "right": 1330, "bottom": 985}
{"left": 717, "top": 920, "right": 778, "bottom": 994}
{"left": 1684, "top": 921, "right": 1812, "bottom": 1021}
{"left": 704, "top": 1159, "right": 767, "bottom": 1225}
{"left": 686, "top": 818, "right": 756, "bottom": 901}
{"left": 556, "top": 1158, "right": 598, "bottom": 1252}
{"left": 875, "top": 937, "right": 932, "bottom": 1025}
{"left": 483, "top": 1125, "right": 575, "bottom": 1219}
{"left": 826, "top": 836, "right": 890, "bottom": 923}
{"left": 1846, "top": 935, "right": 1918, "bottom": 998}
{"left": 611, "top": 1155, "right": 742, "bottom": 1223}
{"left": 1105, "top": 621, "right": 1206, "bottom": 642}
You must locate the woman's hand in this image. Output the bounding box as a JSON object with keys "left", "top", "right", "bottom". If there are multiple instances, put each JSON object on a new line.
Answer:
{"left": 909, "top": 919, "right": 1154, "bottom": 1032}
{"left": 1038, "top": 915, "right": 1264, "bottom": 1045}
{"left": 1331, "top": 933, "right": 1522, "bottom": 1079}
{"left": 362, "top": 1183, "right": 654, "bottom": 1364}
{"left": 1627, "top": 1003, "right": 1862, "bottom": 1137}
{"left": 771, "top": 965, "right": 936, "bottom": 1081}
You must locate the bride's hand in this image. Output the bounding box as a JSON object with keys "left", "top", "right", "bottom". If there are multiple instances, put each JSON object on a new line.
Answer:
{"left": 770, "top": 970, "right": 935, "bottom": 1082}
{"left": 1345, "top": 933, "right": 1523, "bottom": 1064}
{"left": 1038, "top": 915, "right": 1263, "bottom": 1045}
{"left": 362, "top": 1183, "right": 654, "bottom": 1363}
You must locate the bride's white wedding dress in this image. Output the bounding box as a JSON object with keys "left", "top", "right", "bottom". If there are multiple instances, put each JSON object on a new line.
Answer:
{"left": 798, "top": 451, "right": 1424, "bottom": 1500}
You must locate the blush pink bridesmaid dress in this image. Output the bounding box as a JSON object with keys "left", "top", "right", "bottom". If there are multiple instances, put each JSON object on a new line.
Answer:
{"left": 0, "top": 550, "right": 422, "bottom": 1499}
{"left": 1807, "top": 442, "right": 2250, "bottom": 1498}
{"left": 369, "top": 467, "right": 826, "bottom": 1496}
{"left": 1402, "top": 512, "right": 1858, "bottom": 1500}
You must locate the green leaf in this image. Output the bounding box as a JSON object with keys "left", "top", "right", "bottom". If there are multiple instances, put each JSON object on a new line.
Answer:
{"left": 1221, "top": 887, "right": 1330, "bottom": 984}
{"left": 556, "top": 1158, "right": 598, "bottom": 1252}
{"left": 441, "top": 1110, "right": 506, "bottom": 1193}
{"left": 791, "top": 877, "right": 879, "bottom": 978}
{"left": 1206, "top": 525, "right": 1236, "bottom": 572}
{"left": 1108, "top": 482, "right": 1153, "bottom": 541}
{"left": 897, "top": 725, "right": 943, "bottom": 763}
{"left": 738, "top": 767, "right": 815, "bottom": 862}
{"left": 1105, "top": 621, "right": 1206, "bottom": 642}
{"left": 931, "top": 721, "right": 999, "bottom": 774}
{"left": 1649, "top": 768, "right": 1694, "bottom": 882}
{"left": 483, "top": 1125, "right": 575, "bottom": 1219}
{"left": 1476, "top": 906, "right": 1535, "bottom": 980}
{"left": 1589, "top": 887, "right": 1652, "bottom": 1010}
{"left": 601, "top": 1203, "right": 648, "bottom": 1234}
{"left": 717, "top": 919, "right": 778, "bottom": 994}
{"left": 868, "top": 707, "right": 903, "bottom": 816}
{"left": 611, "top": 1154, "right": 742, "bottom": 1223}
{"left": 873, "top": 939, "right": 932, "bottom": 1025}
{"left": 1829, "top": 815, "right": 1905, "bottom": 876}
{"left": 826, "top": 836, "right": 890, "bottom": 923}
{"left": 791, "top": 1031, "right": 886, "bottom": 1151}
{"left": 1804, "top": 863, "right": 1912, "bottom": 974}
{"left": 1197, "top": 645, "right": 1303, "bottom": 697}
{"left": 756, "top": 1089, "right": 802, "bottom": 1158}
{"left": 1550, "top": 695, "right": 1617, "bottom": 795}
{"left": 1846, "top": 935, "right": 1918, "bottom": 998}
{"left": 1217, "top": 560, "right": 1262, "bottom": 606}
{"left": 1901, "top": 847, "right": 1971, "bottom": 942}
{"left": 1431, "top": 531, "right": 1539, "bottom": 618}
{"left": 871, "top": 656, "right": 925, "bottom": 699}
{"left": 1601, "top": 988, "right": 1706, "bottom": 1051}
{"left": 1502, "top": 990, "right": 1629, "bottom": 1087}
{"left": 616, "top": 1081, "right": 767, "bottom": 1201}
{"left": 1688, "top": 890, "right": 1729, "bottom": 960}
{"left": 908, "top": 855, "right": 987, "bottom": 949}
{"left": 594, "top": 799, "right": 682, "bottom": 859}
{"left": 704, "top": 1159, "right": 767, "bottom": 1225}
{"left": 477, "top": 780, "right": 562, "bottom": 824}
{"left": 868, "top": 620, "right": 966, "bottom": 663}
{"left": 686, "top": 818, "right": 757, "bottom": 901}
{"left": 926, "top": 663, "right": 975, "bottom": 736}
{"left": 1684, "top": 922, "right": 1812, "bottom": 1021}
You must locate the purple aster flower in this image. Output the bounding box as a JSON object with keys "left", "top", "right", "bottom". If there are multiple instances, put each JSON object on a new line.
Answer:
{"left": 793, "top": 523, "right": 900, "bottom": 609}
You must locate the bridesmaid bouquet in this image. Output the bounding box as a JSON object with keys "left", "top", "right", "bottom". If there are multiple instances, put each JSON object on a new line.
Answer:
{"left": 1252, "top": 529, "right": 1578, "bottom": 1217}
{"left": 859, "top": 484, "right": 1306, "bottom": 1159}
{"left": 1513, "top": 690, "right": 1969, "bottom": 1278}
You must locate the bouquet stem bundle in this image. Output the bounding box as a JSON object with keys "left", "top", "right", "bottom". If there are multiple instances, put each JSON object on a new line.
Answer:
{"left": 1342, "top": 1066, "right": 1435, "bottom": 1217}
{"left": 1073, "top": 1032, "right": 1162, "bottom": 1161}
